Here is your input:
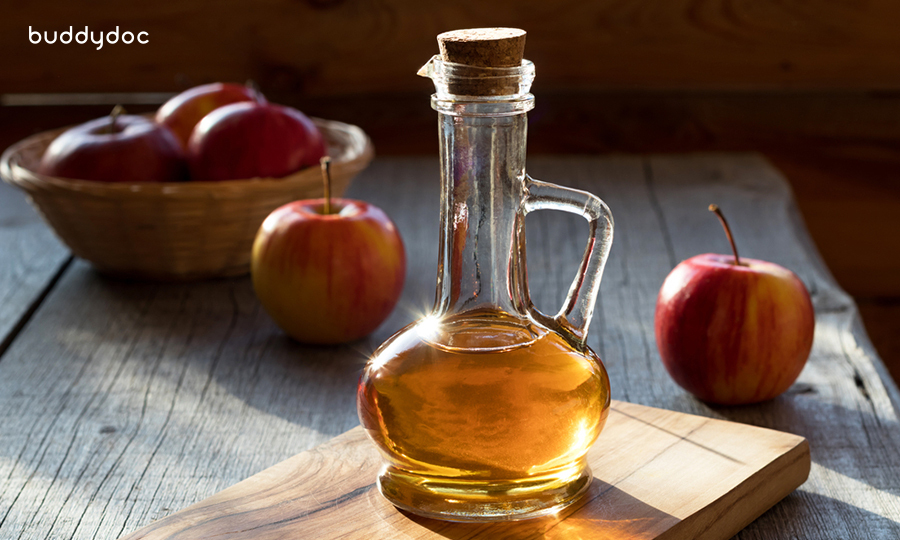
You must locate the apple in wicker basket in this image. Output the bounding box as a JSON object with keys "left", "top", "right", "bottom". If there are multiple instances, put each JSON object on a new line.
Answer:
{"left": 38, "top": 106, "right": 187, "bottom": 183}
{"left": 156, "top": 82, "right": 261, "bottom": 149}
{"left": 188, "top": 99, "right": 327, "bottom": 181}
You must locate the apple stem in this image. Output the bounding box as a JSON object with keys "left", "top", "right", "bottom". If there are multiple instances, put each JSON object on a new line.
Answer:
{"left": 109, "top": 104, "right": 126, "bottom": 133}
{"left": 244, "top": 79, "right": 265, "bottom": 103}
{"left": 709, "top": 204, "right": 741, "bottom": 266}
{"left": 321, "top": 156, "right": 333, "bottom": 215}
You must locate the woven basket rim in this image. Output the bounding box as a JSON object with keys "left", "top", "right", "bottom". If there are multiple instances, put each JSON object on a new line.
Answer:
{"left": 0, "top": 116, "right": 374, "bottom": 198}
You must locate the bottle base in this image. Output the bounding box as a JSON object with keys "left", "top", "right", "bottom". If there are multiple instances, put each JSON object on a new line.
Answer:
{"left": 377, "top": 462, "right": 593, "bottom": 522}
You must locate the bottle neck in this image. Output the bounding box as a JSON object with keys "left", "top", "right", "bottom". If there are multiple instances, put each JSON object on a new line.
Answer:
{"left": 433, "top": 106, "right": 528, "bottom": 318}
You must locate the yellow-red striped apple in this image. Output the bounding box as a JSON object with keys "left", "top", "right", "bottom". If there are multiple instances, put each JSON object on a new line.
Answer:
{"left": 654, "top": 206, "right": 814, "bottom": 405}
{"left": 251, "top": 199, "right": 406, "bottom": 344}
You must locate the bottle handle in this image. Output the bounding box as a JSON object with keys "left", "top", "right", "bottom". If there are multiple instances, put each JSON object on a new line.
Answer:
{"left": 516, "top": 174, "right": 614, "bottom": 346}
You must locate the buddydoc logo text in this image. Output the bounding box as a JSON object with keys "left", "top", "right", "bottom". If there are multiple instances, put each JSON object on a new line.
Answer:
{"left": 29, "top": 26, "right": 148, "bottom": 50}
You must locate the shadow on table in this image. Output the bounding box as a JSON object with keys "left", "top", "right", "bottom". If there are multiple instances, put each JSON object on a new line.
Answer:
{"left": 706, "top": 388, "right": 900, "bottom": 488}
{"left": 740, "top": 489, "right": 900, "bottom": 538}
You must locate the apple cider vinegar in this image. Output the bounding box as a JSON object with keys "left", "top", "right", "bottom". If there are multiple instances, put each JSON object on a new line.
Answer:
{"left": 357, "top": 28, "right": 615, "bottom": 521}
{"left": 358, "top": 310, "right": 610, "bottom": 520}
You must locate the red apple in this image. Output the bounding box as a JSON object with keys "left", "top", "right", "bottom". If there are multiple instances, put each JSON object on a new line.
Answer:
{"left": 155, "top": 82, "right": 260, "bottom": 149}
{"left": 251, "top": 195, "right": 406, "bottom": 344}
{"left": 654, "top": 206, "right": 815, "bottom": 405}
{"left": 188, "top": 101, "right": 326, "bottom": 181}
{"left": 38, "top": 109, "right": 187, "bottom": 183}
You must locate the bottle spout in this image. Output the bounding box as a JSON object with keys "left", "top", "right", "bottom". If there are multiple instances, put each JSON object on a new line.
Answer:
{"left": 417, "top": 55, "right": 439, "bottom": 80}
{"left": 417, "top": 55, "right": 535, "bottom": 101}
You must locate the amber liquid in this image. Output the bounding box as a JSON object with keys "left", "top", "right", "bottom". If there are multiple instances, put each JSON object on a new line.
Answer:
{"left": 357, "top": 310, "right": 611, "bottom": 521}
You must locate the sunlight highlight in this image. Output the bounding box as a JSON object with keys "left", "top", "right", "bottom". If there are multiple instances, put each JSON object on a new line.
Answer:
{"left": 804, "top": 462, "right": 900, "bottom": 522}
{"left": 416, "top": 314, "right": 442, "bottom": 341}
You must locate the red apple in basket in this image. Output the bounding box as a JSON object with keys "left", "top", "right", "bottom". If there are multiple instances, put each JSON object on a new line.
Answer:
{"left": 251, "top": 159, "right": 406, "bottom": 344}
{"left": 38, "top": 106, "right": 187, "bottom": 183}
{"left": 156, "top": 82, "right": 261, "bottom": 149}
{"left": 654, "top": 205, "right": 815, "bottom": 405}
{"left": 188, "top": 100, "right": 326, "bottom": 181}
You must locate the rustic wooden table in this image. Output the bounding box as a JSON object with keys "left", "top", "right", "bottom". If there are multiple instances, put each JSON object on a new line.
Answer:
{"left": 1, "top": 154, "right": 899, "bottom": 539}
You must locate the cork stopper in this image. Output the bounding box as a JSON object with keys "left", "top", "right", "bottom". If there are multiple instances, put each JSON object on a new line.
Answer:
{"left": 438, "top": 28, "right": 526, "bottom": 68}
{"left": 436, "top": 28, "right": 527, "bottom": 96}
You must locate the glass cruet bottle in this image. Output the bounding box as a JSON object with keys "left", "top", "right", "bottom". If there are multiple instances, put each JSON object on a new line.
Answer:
{"left": 357, "top": 28, "right": 614, "bottom": 522}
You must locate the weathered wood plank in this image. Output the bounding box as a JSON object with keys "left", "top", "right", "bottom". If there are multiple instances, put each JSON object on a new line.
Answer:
{"left": 5, "top": 1, "right": 900, "bottom": 94}
{"left": 0, "top": 181, "right": 70, "bottom": 355}
{"left": 0, "top": 155, "right": 897, "bottom": 539}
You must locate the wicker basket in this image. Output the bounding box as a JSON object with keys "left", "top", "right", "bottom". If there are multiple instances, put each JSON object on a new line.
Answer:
{"left": 0, "top": 118, "right": 374, "bottom": 280}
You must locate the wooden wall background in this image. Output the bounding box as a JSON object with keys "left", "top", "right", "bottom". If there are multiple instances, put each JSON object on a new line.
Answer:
{"left": 5, "top": 0, "right": 900, "bottom": 94}
{"left": 2, "top": 0, "right": 899, "bottom": 373}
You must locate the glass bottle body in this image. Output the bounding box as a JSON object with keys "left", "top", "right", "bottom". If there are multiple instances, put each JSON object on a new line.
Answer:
{"left": 358, "top": 58, "right": 614, "bottom": 521}
{"left": 358, "top": 310, "right": 609, "bottom": 520}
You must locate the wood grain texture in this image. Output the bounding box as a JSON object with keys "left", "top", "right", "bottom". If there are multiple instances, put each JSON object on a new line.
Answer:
{"left": 119, "top": 401, "right": 810, "bottom": 540}
{"left": 0, "top": 181, "right": 70, "bottom": 354}
{"left": 0, "top": 156, "right": 898, "bottom": 539}
{"left": 4, "top": 0, "right": 900, "bottom": 94}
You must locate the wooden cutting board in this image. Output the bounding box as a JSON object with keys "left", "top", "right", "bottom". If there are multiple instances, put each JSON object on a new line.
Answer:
{"left": 120, "top": 401, "right": 810, "bottom": 540}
